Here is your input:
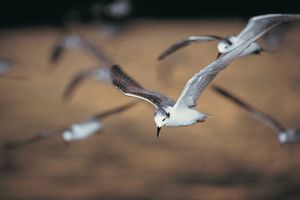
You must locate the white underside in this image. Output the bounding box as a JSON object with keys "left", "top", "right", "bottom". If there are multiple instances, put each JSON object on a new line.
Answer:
{"left": 218, "top": 36, "right": 261, "bottom": 56}
{"left": 163, "top": 106, "right": 207, "bottom": 127}
{"left": 278, "top": 129, "right": 298, "bottom": 144}
{"left": 63, "top": 120, "right": 102, "bottom": 142}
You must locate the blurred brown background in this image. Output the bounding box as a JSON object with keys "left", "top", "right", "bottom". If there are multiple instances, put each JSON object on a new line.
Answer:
{"left": 0, "top": 19, "right": 300, "bottom": 200}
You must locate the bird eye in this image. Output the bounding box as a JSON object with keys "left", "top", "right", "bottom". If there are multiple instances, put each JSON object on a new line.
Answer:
{"left": 166, "top": 113, "right": 170, "bottom": 118}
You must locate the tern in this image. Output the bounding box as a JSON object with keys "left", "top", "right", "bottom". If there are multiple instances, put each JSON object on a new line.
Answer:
{"left": 0, "top": 59, "right": 28, "bottom": 80}
{"left": 5, "top": 101, "right": 137, "bottom": 149}
{"left": 61, "top": 39, "right": 114, "bottom": 98}
{"left": 212, "top": 85, "right": 300, "bottom": 144}
{"left": 158, "top": 14, "right": 300, "bottom": 60}
{"left": 159, "top": 35, "right": 263, "bottom": 60}
{"left": 50, "top": 34, "right": 114, "bottom": 93}
{"left": 50, "top": 34, "right": 112, "bottom": 65}
{"left": 64, "top": 14, "right": 300, "bottom": 137}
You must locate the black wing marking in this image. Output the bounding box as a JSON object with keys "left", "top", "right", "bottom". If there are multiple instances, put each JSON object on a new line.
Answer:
{"left": 212, "top": 85, "right": 286, "bottom": 132}
{"left": 50, "top": 43, "right": 64, "bottom": 63}
{"left": 110, "top": 65, "right": 175, "bottom": 108}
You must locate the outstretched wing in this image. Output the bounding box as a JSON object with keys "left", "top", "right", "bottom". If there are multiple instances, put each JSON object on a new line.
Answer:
{"left": 228, "top": 14, "right": 300, "bottom": 50}
{"left": 110, "top": 65, "right": 175, "bottom": 108}
{"left": 211, "top": 85, "right": 286, "bottom": 132}
{"left": 158, "top": 35, "right": 223, "bottom": 60}
{"left": 4, "top": 128, "right": 65, "bottom": 149}
{"left": 50, "top": 41, "right": 65, "bottom": 63}
{"left": 91, "top": 101, "right": 138, "bottom": 120}
{"left": 63, "top": 66, "right": 111, "bottom": 99}
{"left": 50, "top": 35, "right": 113, "bottom": 65}
{"left": 174, "top": 20, "right": 278, "bottom": 109}
{"left": 80, "top": 38, "right": 113, "bottom": 65}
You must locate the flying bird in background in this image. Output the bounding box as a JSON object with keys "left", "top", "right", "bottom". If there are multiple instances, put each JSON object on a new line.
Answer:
{"left": 50, "top": 34, "right": 113, "bottom": 65}
{"left": 212, "top": 85, "right": 300, "bottom": 144}
{"left": 0, "top": 59, "right": 14, "bottom": 74}
{"left": 5, "top": 101, "right": 137, "bottom": 149}
{"left": 64, "top": 14, "right": 300, "bottom": 137}
{"left": 158, "top": 14, "right": 300, "bottom": 60}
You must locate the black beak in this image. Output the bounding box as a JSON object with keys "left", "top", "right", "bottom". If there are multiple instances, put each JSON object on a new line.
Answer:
{"left": 156, "top": 127, "right": 161, "bottom": 138}
{"left": 216, "top": 52, "right": 222, "bottom": 59}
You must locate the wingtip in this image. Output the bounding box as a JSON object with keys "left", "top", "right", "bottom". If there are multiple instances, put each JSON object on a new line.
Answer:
{"left": 4, "top": 141, "right": 24, "bottom": 150}
{"left": 62, "top": 89, "right": 73, "bottom": 102}
{"left": 158, "top": 54, "right": 166, "bottom": 61}
{"left": 211, "top": 84, "right": 220, "bottom": 91}
{"left": 3, "top": 142, "right": 17, "bottom": 150}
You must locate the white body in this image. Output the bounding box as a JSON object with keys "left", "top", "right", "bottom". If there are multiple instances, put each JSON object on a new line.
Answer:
{"left": 63, "top": 120, "right": 102, "bottom": 142}
{"left": 217, "top": 36, "right": 262, "bottom": 56}
{"left": 155, "top": 106, "right": 207, "bottom": 127}
{"left": 64, "top": 35, "right": 83, "bottom": 49}
{"left": 278, "top": 129, "right": 299, "bottom": 144}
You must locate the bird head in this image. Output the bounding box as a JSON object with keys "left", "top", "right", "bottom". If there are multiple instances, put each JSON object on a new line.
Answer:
{"left": 154, "top": 108, "right": 170, "bottom": 137}
{"left": 217, "top": 36, "right": 235, "bottom": 53}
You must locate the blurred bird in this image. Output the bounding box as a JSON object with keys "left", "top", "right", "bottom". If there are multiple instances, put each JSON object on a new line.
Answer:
{"left": 63, "top": 65, "right": 112, "bottom": 99}
{"left": 158, "top": 14, "right": 300, "bottom": 60}
{"left": 212, "top": 85, "right": 300, "bottom": 144}
{"left": 89, "top": 0, "right": 132, "bottom": 37}
{"left": 64, "top": 14, "right": 295, "bottom": 137}
{"left": 159, "top": 35, "right": 262, "bottom": 60}
{"left": 50, "top": 34, "right": 113, "bottom": 65}
{"left": 102, "top": 0, "right": 132, "bottom": 19}
{"left": 0, "top": 59, "right": 13, "bottom": 74}
{"left": 60, "top": 36, "right": 115, "bottom": 99}
{"left": 0, "top": 59, "right": 28, "bottom": 80}
{"left": 5, "top": 101, "right": 137, "bottom": 149}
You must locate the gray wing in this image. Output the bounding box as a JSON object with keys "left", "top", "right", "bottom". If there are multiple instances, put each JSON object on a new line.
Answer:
{"left": 158, "top": 35, "right": 223, "bottom": 60}
{"left": 4, "top": 128, "right": 65, "bottom": 149}
{"left": 262, "top": 22, "right": 291, "bottom": 52}
{"left": 63, "top": 66, "right": 111, "bottom": 99}
{"left": 110, "top": 65, "right": 175, "bottom": 108}
{"left": 91, "top": 101, "right": 138, "bottom": 120}
{"left": 228, "top": 14, "right": 300, "bottom": 50}
{"left": 80, "top": 38, "right": 113, "bottom": 65}
{"left": 174, "top": 22, "right": 277, "bottom": 109}
{"left": 50, "top": 35, "right": 113, "bottom": 65}
{"left": 211, "top": 85, "right": 286, "bottom": 132}
{"left": 50, "top": 40, "right": 65, "bottom": 63}
{"left": 50, "top": 35, "right": 80, "bottom": 63}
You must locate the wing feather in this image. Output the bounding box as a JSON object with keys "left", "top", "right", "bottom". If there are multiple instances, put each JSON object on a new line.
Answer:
{"left": 228, "top": 14, "right": 300, "bottom": 50}
{"left": 110, "top": 65, "right": 175, "bottom": 108}
{"left": 158, "top": 35, "right": 223, "bottom": 60}
{"left": 63, "top": 67, "right": 111, "bottom": 99}
{"left": 92, "top": 101, "right": 138, "bottom": 120}
{"left": 212, "top": 85, "right": 286, "bottom": 132}
{"left": 175, "top": 19, "right": 279, "bottom": 108}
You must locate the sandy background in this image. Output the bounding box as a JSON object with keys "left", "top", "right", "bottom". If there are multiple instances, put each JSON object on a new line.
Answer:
{"left": 0, "top": 19, "right": 300, "bottom": 200}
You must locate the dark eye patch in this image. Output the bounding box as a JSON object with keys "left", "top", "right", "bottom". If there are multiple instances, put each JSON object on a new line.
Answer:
{"left": 166, "top": 113, "right": 170, "bottom": 118}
